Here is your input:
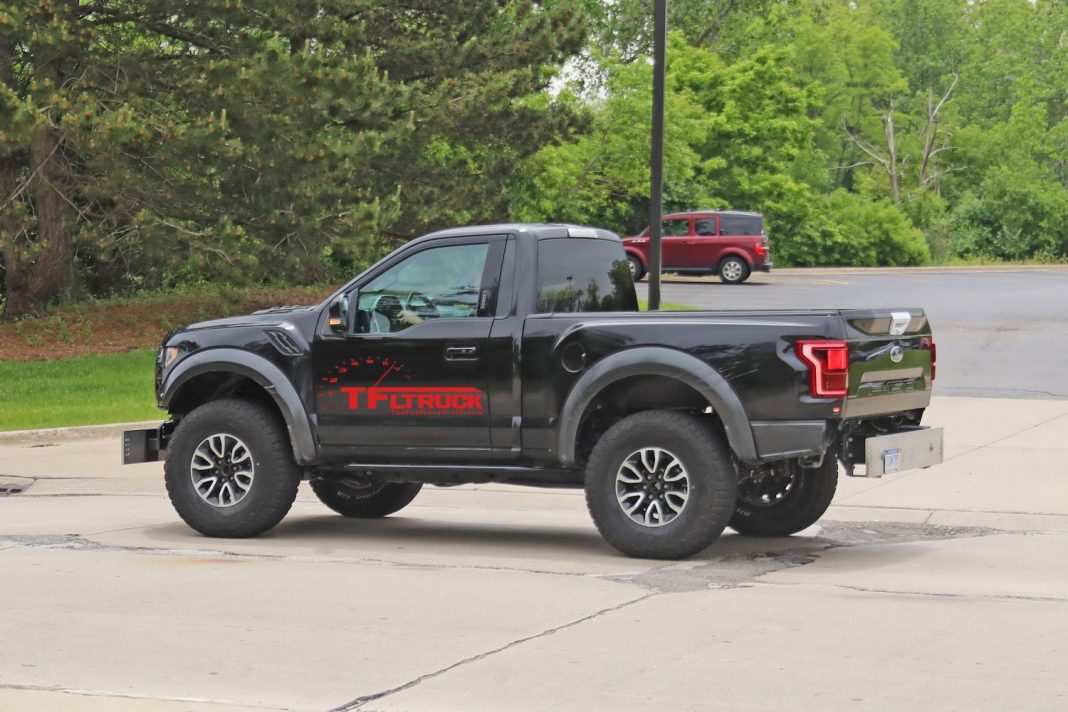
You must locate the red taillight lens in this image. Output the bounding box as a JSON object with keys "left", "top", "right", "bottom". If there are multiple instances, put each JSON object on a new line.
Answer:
{"left": 921, "top": 337, "right": 936, "bottom": 382}
{"left": 797, "top": 340, "right": 849, "bottom": 397}
{"left": 755, "top": 242, "right": 768, "bottom": 257}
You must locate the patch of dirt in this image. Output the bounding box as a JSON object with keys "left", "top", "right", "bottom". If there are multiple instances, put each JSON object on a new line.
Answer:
{"left": 0, "top": 285, "right": 333, "bottom": 361}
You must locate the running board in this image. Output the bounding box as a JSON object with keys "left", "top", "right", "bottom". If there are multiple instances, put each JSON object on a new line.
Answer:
{"left": 312, "top": 462, "right": 583, "bottom": 487}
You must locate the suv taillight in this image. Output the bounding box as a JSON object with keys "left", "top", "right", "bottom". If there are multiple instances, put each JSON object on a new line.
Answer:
{"left": 797, "top": 340, "right": 849, "bottom": 397}
{"left": 755, "top": 241, "right": 768, "bottom": 258}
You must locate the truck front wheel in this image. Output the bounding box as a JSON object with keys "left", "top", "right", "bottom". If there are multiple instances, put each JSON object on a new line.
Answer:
{"left": 310, "top": 479, "right": 422, "bottom": 518}
{"left": 729, "top": 458, "right": 838, "bottom": 537}
{"left": 164, "top": 399, "right": 302, "bottom": 538}
{"left": 585, "top": 411, "right": 738, "bottom": 559}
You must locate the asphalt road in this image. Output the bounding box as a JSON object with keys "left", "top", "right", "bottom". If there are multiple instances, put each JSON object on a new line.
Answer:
{"left": 640, "top": 267, "right": 1068, "bottom": 399}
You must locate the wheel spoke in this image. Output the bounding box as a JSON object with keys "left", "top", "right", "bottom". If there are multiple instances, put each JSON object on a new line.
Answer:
{"left": 615, "top": 447, "right": 690, "bottom": 528}
{"left": 618, "top": 462, "right": 644, "bottom": 484}
{"left": 189, "top": 433, "right": 255, "bottom": 509}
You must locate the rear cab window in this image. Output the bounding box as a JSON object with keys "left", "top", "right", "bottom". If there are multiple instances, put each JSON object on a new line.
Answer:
{"left": 535, "top": 238, "right": 639, "bottom": 313}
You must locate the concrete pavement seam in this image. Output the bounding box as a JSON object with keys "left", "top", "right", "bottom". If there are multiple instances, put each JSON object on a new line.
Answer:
{"left": 328, "top": 592, "right": 659, "bottom": 712}
{"left": 822, "top": 583, "right": 1068, "bottom": 605}
{"left": 0, "top": 682, "right": 292, "bottom": 710}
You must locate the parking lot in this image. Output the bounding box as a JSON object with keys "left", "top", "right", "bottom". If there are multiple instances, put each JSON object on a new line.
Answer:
{"left": 2, "top": 267, "right": 1068, "bottom": 711}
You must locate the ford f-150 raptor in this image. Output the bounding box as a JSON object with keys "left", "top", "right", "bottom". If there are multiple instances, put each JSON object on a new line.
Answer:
{"left": 123, "top": 224, "right": 942, "bottom": 559}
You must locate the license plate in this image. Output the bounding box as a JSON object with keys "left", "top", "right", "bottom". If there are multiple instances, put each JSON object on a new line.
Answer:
{"left": 883, "top": 448, "right": 901, "bottom": 474}
{"left": 863, "top": 427, "right": 943, "bottom": 477}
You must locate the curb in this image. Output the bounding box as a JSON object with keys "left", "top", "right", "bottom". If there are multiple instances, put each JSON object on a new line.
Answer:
{"left": 0, "top": 420, "right": 163, "bottom": 445}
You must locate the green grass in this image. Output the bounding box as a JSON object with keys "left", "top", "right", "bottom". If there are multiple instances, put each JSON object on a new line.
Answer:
{"left": 638, "top": 300, "right": 697, "bottom": 311}
{"left": 0, "top": 349, "right": 161, "bottom": 431}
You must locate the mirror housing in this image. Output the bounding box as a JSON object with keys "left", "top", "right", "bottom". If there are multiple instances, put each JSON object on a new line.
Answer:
{"left": 327, "top": 294, "right": 350, "bottom": 333}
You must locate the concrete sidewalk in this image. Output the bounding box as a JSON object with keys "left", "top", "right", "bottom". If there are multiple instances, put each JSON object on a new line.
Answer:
{"left": 1, "top": 395, "right": 1067, "bottom": 711}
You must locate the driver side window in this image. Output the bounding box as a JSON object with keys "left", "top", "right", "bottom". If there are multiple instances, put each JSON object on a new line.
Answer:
{"left": 357, "top": 243, "right": 490, "bottom": 333}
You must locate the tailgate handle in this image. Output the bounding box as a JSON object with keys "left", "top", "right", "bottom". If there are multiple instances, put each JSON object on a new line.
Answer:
{"left": 889, "top": 312, "right": 911, "bottom": 335}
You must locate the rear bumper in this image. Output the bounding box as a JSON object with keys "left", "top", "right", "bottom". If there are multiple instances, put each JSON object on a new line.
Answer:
{"left": 844, "top": 426, "right": 943, "bottom": 477}
{"left": 753, "top": 261, "right": 773, "bottom": 273}
{"left": 122, "top": 423, "right": 172, "bottom": 464}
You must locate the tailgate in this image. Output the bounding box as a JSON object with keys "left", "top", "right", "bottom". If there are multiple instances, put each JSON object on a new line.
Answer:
{"left": 840, "top": 309, "right": 935, "bottom": 419}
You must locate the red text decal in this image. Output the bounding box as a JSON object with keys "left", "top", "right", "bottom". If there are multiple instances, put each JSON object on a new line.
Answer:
{"left": 340, "top": 386, "right": 484, "bottom": 416}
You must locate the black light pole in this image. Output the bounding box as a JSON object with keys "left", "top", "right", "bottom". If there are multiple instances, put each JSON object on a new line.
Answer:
{"left": 647, "top": 0, "right": 667, "bottom": 310}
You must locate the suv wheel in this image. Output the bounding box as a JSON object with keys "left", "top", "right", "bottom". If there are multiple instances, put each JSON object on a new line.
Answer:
{"left": 730, "top": 458, "right": 838, "bottom": 536}
{"left": 164, "top": 399, "right": 301, "bottom": 538}
{"left": 585, "top": 411, "right": 738, "bottom": 559}
{"left": 310, "top": 479, "right": 422, "bottom": 518}
{"left": 718, "top": 256, "right": 750, "bottom": 284}
{"left": 627, "top": 255, "right": 646, "bottom": 281}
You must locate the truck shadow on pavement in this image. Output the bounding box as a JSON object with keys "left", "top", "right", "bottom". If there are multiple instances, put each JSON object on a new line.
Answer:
{"left": 136, "top": 516, "right": 995, "bottom": 591}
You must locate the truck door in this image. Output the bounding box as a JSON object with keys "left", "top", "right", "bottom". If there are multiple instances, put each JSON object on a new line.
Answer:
{"left": 313, "top": 236, "right": 506, "bottom": 461}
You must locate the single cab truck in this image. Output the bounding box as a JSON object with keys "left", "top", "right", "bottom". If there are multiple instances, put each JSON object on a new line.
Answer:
{"left": 124, "top": 224, "right": 943, "bottom": 559}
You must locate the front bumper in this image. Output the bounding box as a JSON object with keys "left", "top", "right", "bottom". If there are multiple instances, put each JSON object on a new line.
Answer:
{"left": 122, "top": 423, "right": 173, "bottom": 464}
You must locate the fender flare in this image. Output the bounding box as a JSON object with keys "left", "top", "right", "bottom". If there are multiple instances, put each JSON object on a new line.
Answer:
{"left": 557, "top": 346, "right": 757, "bottom": 466}
{"left": 161, "top": 348, "right": 317, "bottom": 465}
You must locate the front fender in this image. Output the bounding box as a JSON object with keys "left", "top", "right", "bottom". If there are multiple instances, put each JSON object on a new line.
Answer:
{"left": 162, "top": 348, "right": 317, "bottom": 465}
{"left": 556, "top": 346, "right": 758, "bottom": 466}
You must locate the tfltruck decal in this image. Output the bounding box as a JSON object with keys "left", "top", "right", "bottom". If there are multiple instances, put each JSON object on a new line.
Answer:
{"left": 317, "top": 356, "right": 485, "bottom": 417}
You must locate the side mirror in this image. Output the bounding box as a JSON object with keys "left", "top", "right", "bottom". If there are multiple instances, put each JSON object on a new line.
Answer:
{"left": 327, "top": 294, "right": 351, "bottom": 332}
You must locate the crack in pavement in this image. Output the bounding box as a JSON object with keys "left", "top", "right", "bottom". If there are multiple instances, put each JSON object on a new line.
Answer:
{"left": 0, "top": 534, "right": 625, "bottom": 579}
{"left": 328, "top": 593, "right": 658, "bottom": 712}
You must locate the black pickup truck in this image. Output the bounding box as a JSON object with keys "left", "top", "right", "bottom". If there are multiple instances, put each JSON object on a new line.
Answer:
{"left": 124, "top": 224, "right": 942, "bottom": 559}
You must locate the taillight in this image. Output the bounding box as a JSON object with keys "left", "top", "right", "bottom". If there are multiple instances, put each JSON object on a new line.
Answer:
{"left": 755, "top": 241, "right": 768, "bottom": 257}
{"left": 921, "top": 337, "right": 936, "bottom": 382}
{"left": 797, "top": 340, "right": 849, "bottom": 397}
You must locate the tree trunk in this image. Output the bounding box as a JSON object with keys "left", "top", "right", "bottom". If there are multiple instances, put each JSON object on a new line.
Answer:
{"left": 1, "top": 61, "right": 73, "bottom": 319}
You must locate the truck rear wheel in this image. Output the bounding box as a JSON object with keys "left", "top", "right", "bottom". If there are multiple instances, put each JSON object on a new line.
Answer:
{"left": 729, "top": 458, "right": 838, "bottom": 537}
{"left": 310, "top": 479, "right": 422, "bottom": 518}
{"left": 585, "top": 411, "right": 738, "bottom": 559}
{"left": 164, "top": 399, "right": 302, "bottom": 538}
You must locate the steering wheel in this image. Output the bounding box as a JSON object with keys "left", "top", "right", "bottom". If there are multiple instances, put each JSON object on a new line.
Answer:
{"left": 404, "top": 291, "right": 438, "bottom": 318}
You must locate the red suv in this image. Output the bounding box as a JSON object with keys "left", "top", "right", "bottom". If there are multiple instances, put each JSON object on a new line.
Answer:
{"left": 622, "top": 210, "right": 772, "bottom": 284}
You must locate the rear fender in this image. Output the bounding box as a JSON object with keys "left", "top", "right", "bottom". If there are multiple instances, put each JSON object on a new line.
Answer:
{"left": 557, "top": 346, "right": 758, "bottom": 466}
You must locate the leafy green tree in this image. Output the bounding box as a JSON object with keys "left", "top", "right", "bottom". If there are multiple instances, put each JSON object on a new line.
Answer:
{"left": 0, "top": 1, "right": 585, "bottom": 318}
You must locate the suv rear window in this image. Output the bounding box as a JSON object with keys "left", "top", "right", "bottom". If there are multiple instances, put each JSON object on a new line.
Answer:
{"left": 719, "top": 215, "right": 763, "bottom": 235}
{"left": 536, "top": 239, "right": 638, "bottom": 313}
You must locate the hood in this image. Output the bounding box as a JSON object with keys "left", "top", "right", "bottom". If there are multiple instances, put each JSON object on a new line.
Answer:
{"left": 184, "top": 305, "right": 317, "bottom": 332}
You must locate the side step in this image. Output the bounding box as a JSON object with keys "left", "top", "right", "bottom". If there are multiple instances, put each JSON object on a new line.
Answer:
{"left": 313, "top": 462, "right": 584, "bottom": 488}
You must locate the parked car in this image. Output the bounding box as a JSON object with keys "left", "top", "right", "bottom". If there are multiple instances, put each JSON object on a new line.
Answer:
{"left": 123, "top": 223, "right": 940, "bottom": 560}
{"left": 622, "top": 210, "right": 772, "bottom": 284}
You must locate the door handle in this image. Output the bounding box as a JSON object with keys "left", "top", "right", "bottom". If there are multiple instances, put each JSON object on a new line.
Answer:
{"left": 445, "top": 344, "right": 479, "bottom": 361}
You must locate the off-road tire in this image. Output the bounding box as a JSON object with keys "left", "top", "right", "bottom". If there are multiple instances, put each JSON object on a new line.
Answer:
{"left": 164, "top": 399, "right": 301, "bottom": 538}
{"left": 310, "top": 479, "right": 422, "bottom": 518}
{"left": 627, "top": 255, "right": 646, "bottom": 282}
{"left": 585, "top": 410, "right": 738, "bottom": 560}
{"left": 718, "top": 256, "right": 750, "bottom": 284}
{"left": 729, "top": 458, "right": 838, "bottom": 537}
